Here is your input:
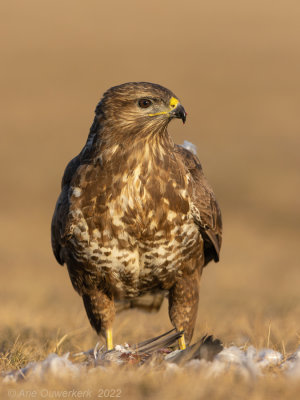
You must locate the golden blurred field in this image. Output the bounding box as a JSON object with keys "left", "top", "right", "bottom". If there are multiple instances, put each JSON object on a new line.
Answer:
{"left": 1, "top": 0, "right": 300, "bottom": 398}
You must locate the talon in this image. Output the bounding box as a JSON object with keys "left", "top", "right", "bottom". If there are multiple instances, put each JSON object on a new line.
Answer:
{"left": 106, "top": 328, "right": 113, "bottom": 350}
{"left": 178, "top": 333, "right": 186, "bottom": 350}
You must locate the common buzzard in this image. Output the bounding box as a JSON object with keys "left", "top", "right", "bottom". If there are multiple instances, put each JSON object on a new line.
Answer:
{"left": 51, "top": 82, "right": 222, "bottom": 350}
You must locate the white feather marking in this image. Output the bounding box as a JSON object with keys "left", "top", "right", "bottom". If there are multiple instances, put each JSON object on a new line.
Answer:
{"left": 167, "top": 210, "right": 177, "bottom": 222}
{"left": 72, "top": 187, "right": 82, "bottom": 197}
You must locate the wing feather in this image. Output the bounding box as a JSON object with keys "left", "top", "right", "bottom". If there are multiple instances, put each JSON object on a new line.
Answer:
{"left": 175, "top": 145, "right": 222, "bottom": 265}
{"left": 51, "top": 120, "right": 99, "bottom": 266}
{"left": 51, "top": 155, "right": 81, "bottom": 265}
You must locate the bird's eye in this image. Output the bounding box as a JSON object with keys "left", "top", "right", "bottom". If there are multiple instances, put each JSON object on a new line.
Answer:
{"left": 138, "top": 98, "right": 152, "bottom": 108}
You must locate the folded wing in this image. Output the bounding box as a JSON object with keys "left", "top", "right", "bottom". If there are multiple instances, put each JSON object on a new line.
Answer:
{"left": 175, "top": 145, "right": 222, "bottom": 266}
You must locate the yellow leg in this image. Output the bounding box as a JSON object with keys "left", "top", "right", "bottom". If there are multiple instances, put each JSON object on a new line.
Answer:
{"left": 106, "top": 328, "right": 113, "bottom": 350}
{"left": 178, "top": 333, "right": 186, "bottom": 350}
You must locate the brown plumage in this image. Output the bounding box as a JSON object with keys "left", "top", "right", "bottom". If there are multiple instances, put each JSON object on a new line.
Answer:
{"left": 51, "top": 82, "right": 222, "bottom": 349}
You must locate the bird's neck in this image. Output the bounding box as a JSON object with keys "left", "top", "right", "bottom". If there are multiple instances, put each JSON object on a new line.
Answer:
{"left": 88, "top": 122, "right": 175, "bottom": 171}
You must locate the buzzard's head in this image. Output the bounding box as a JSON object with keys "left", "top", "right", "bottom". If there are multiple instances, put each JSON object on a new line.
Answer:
{"left": 95, "top": 82, "right": 186, "bottom": 136}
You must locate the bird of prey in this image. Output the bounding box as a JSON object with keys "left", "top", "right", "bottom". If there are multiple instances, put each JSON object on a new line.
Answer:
{"left": 51, "top": 82, "right": 222, "bottom": 351}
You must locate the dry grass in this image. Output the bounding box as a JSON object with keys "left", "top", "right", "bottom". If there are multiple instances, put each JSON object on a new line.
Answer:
{"left": 1, "top": 0, "right": 300, "bottom": 398}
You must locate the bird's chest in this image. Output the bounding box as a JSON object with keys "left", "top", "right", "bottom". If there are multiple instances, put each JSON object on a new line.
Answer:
{"left": 67, "top": 160, "right": 201, "bottom": 295}
{"left": 104, "top": 162, "right": 191, "bottom": 239}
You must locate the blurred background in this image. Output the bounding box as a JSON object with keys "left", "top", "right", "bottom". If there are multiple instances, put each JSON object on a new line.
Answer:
{"left": 0, "top": 0, "right": 299, "bottom": 356}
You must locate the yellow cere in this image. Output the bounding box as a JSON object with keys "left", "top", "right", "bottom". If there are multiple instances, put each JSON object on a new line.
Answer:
{"left": 148, "top": 97, "right": 179, "bottom": 117}
{"left": 169, "top": 96, "right": 179, "bottom": 109}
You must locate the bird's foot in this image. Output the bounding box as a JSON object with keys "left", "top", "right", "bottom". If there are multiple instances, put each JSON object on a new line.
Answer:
{"left": 106, "top": 328, "right": 114, "bottom": 350}
{"left": 178, "top": 333, "right": 186, "bottom": 350}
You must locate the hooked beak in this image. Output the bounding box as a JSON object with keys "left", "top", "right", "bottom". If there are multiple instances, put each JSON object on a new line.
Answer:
{"left": 170, "top": 104, "right": 187, "bottom": 124}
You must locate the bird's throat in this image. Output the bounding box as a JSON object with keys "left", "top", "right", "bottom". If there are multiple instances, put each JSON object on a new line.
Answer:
{"left": 98, "top": 126, "right": 174, "bottom": 171}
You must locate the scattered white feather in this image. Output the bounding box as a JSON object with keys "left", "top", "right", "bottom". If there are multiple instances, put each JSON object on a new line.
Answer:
{"left": 256, "top": 348, "right": 283, "bottom": 368}
{"left": 3, "top": 353, "right": 84, "bottom": 383}
{"left": 165, "top": 349, "right": 181, "bottom": 360}
{"left": 114, "top": 344, "right": 131, "bottom": 354}
{"left": 181, "top": 140, "right": 197, "bottom": 155}
{"left": 2, "top": 345, "right": 300, "bottom": 383}
{"left": 283, "top": 347, "right": 300, "bottom": 379}
{"left": 182, "top": 346, "right": 259, "bottom": 379}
